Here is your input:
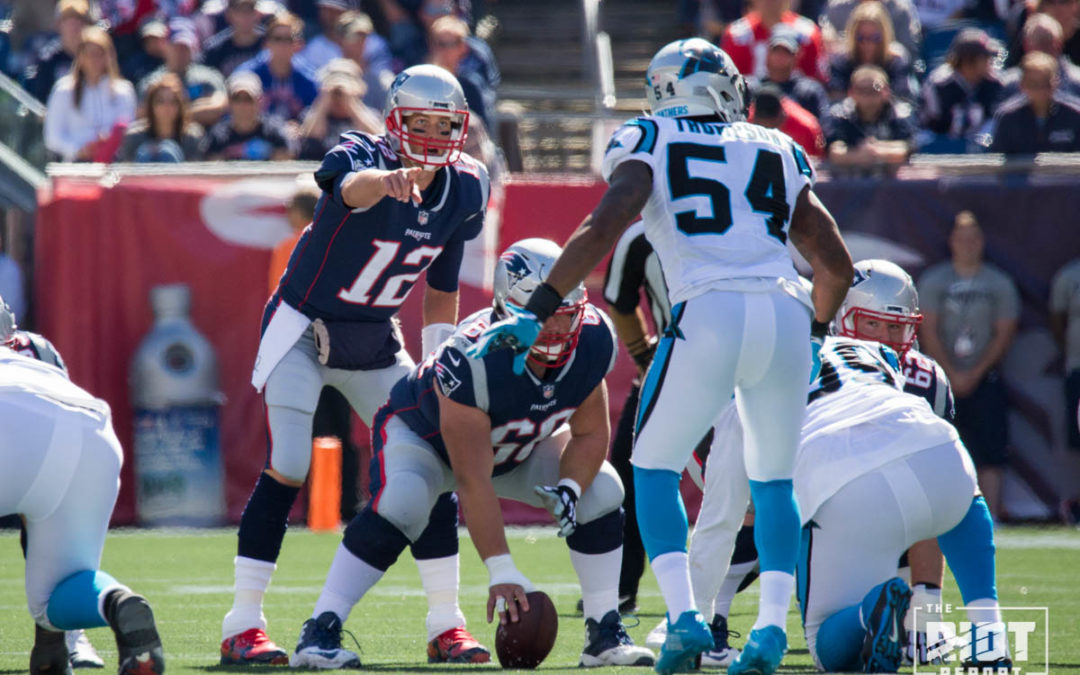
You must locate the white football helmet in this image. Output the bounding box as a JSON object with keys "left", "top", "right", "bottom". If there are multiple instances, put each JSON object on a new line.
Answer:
{"left": 384, "top": 64, "right": 469, "bottom": 170}
{"left": 0, "top": 294, "right": 15, "bottom": 343}
{"left": 837, "top": 259, "right": 923, "bottom": 356}
{"left": 493, "top": 238, "right": 587, "bottom": 369}
{"left": 645, "top": 38, "right": 748, "bottom": 122}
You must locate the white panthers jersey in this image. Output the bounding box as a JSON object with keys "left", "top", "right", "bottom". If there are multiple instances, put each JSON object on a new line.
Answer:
{"left": 0, "top": 347, "right": 110, "bottom": 418}
{"left": 795, "top": 337, "right": 959, "bottom": 521}
{"left": 601, "top": 115, "right": 815, "bottom": 305}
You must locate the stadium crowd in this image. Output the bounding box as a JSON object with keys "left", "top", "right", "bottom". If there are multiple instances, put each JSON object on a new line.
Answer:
{"left": 0, "top": 0, "right": 1077, "bottom": 169}
{"left": 2, "top": 0, "right": 500, "bottom": 165}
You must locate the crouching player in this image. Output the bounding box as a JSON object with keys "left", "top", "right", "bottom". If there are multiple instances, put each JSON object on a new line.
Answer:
{"left": 1, "top": 346, "right": 164, "bottom": 675}
{"left": 290, "top": 239, "right": 655, "bottom": 668}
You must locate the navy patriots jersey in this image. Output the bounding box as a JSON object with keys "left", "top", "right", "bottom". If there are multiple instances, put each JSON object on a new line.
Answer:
{"left": 902, "top": 347, "right": 955, "bottom": 421}
{"left": 7, "top": 330, "right": 67, "bottom": 374}
{"left": 379, "top": 305, "right": 618, "bottom": 476}
{"left": 273, "top": 131, "right": 488, "bottom": 323}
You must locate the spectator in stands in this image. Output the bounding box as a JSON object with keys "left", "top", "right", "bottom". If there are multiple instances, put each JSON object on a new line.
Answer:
{"left": 236, "top": 12, "right": 319, "bottom": 125}
{"left": 0, "top": 232, "right": 25, "bottom": 322}
{"left": 1050, "top": 257, "right": 1080, "bottom": 451}
{"left": 722, "top": 0, "right": 828, "bottom": 82}
{"left": 1030, "top": 0, "right": 1080, "bottom": 65}
{"left": 44, "top": 26, "right": 136, "bottom": 162}
{"left": 298, "top": 0, "right": 351, "bottom": 71}
{"left": 337, "top": 11, "right": 396, "bottom": 112}
{"left": 139, "top": 20, "right": 229, "bottom": 128}
{"left": 999, "top": 14, "right": 1080, "bottom": 100}
{"left": 376, "top": 0, "right": 472, "bottom": 69}
{"left": 698, "top": 0, "right": 748, "bottom": 43}
{"left": 120, "top": 18, "right": 168, "bottom": 85}
{"left": 202, "top": 0, "right": 267, "bottom": 78}
{"left": 819, "top": 0, "right": 922, "bottom": 57}
{"left": 989, "top": 53, "right": 1080, "bottom": 152}
{"left": 118, "top": 73, "right": 207, "bottom": 162}
{"left": 919, "top": 28, "right": 1004, "bottom": 152}
{"left": 827, "top": 2, "right": 918, "bottom": 102}
{"left": 749, "top": 26, "right": 831, "bottom": 119}
{"left": 297, "top": 59, "right": 382, "bottom": 160}
{"left": 750, "top": 83, "right": 827, "bottom": 155}
{"left": 428, "top": 14, "right": 498, "bottom": 129}
{"left": 206, "top": 71, "right": 292, "bottom": 160}
{"left": 822, "top": 63, "right": 916, "bottom": 166}
{"left": 23, "top": 0, "right": 94, "bottom": 103}
{"left": 918, "top": 212, "right": 1019, "bottom": 521}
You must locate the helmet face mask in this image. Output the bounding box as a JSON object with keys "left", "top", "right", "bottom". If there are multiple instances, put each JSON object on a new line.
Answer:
{"left": 493, "top": 239, "right": 588, "bottom": 371}
{"left": 837, "top": 259, "right": 923, "bottom": 356}
{"left": 646, "top": 38, "right": 748, "bottom": 122}
{"left": 384, "top": 65, "right": 469, "bottom": 170}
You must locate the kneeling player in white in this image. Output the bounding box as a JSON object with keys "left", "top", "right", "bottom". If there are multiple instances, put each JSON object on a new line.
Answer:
{"left": 2, "top": 296, "right": 106, "bottom": 670}
{"left": 290, "top": 239, "right": 655, "bottom": 669}
{"left": 1, "top": 347, "right": 165, "bottom": 675}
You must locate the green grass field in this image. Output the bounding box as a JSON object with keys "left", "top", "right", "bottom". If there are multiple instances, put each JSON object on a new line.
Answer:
{"left": 1, "top": 525, "right": 1079, "bottom": 674}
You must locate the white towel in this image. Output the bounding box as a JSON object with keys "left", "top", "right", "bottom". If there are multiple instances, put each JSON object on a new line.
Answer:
{"left": 251, "top": 301, "right": 311, "bottom": 392}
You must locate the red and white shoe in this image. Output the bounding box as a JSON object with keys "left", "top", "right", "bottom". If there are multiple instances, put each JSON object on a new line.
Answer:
{"left": 426, "top": 626, "right": 491, "bottom": 664}
{"left": 220, "top": 628, "right": 289, "bottom": 666}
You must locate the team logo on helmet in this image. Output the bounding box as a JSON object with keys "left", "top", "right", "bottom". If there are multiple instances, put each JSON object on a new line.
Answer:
{"left": 679, "top": 47, "right": 725, "bottom": 79}
{"left": 499, "top": 251, "right": 532, "bottom": 285}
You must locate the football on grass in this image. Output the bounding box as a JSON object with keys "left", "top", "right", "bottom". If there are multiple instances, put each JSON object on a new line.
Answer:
{"left": 494, "top": 591, "right": 558, "bottom": 669}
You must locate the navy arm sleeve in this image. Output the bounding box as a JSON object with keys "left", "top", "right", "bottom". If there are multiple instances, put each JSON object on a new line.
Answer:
{"left": 313, "top": 135, "right": 378, "bottom": 208}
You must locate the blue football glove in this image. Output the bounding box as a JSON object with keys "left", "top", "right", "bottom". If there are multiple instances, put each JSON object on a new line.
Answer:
{"left": 534, "top": 484, "right": 579, "bottom": 537}
{"left": 466, "top": 305, "right": 543, "bottom": 375}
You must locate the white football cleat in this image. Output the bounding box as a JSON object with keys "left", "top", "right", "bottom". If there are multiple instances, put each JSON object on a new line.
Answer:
{"left": 67, "top": 629, "right": 105, "bottom": 669}
{"left": 645, "top": 618, "right": 668, "bottom": 649}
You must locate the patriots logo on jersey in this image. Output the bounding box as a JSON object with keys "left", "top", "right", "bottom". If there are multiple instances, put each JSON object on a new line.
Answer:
{"left": 500, "top": 251, "right": 531, "bottom": 284}
{"left": 435, "top": 361, "right": 462, "bottom": 396}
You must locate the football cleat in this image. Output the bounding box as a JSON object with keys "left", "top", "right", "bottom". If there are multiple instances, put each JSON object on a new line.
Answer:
{"left": 289, "top": 612, "right": 361, "bottom": 669}
{"left": 67, "top": 629, "right": 105, "bottom": 669}
{"left": 579, "top": 610, "right": 656, "bottom": 667}
{"left": 645, "top": 618, "right": 668, "bottom": 649}
{"left": 655, "top": 611, "right": 713, "bottom": 675}
{"left": 728, "top": 625, "right": 787, "bottom": 675}
{"left": 31, "top": 624, "right": 73, "bottom": 675}
{"left": 220, "top": 627, "right": 289, "bottom": 666}
{"left": 426, "top": 626, "right": 491, "bottom": 664}
{"left": 860, "top": 577, "right": 911, "bottom": 673}
{"left": 700, "top": 614, "right": 741, "bottom": 668}
{"left": 104, "top": 590, "right": 165, "bottom": 675}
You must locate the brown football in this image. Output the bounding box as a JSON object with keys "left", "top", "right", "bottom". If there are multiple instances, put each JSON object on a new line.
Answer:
{"left": 494, "top": 591, "right": 558, "bottom": 669}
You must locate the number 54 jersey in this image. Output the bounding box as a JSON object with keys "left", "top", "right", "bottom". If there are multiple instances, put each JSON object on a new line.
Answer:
{"left": 602, "top": 116, "right": 815, "bottom": 305}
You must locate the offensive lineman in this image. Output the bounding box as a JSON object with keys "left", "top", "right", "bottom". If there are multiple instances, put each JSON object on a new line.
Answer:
{"left": 289, "top": 239, "right": 655, "bottom": 668}
{"left": 222, "top": 65, "right": 491, "bottom": 666}
{"left": 471, "top": 38, "right": 853, "bottom": 675}
{"left": 1, "top": 343, "right": 165, "bottom": 675}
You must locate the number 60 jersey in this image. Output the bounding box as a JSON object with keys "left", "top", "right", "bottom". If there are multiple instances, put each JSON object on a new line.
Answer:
{"left": 602, "top": 116, "right": 815, "bottom": 305}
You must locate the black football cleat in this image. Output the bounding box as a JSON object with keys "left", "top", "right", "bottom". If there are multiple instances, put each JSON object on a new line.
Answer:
{"left": 30, "top": 624, "right": 74, "bottom": 675}
{"left": 105, "top": 590, "right": 165, "bottom": 675}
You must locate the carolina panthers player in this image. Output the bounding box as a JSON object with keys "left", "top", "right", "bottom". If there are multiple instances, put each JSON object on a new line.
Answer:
{"left": 2, "top": 295, "right": 107, "bottom": 670}
{"left": 470, "top": 39, "right": 853, "bottom": 675}
{"left": 1, "top": 345, "right": 165, "bottom": 675}
{"left": 670, "top": 262, "right": 957, "bottom": 667}
{"left": 222, "top": 65, "right": 491, "bottom": 666}
{"left": 290, "top": 239, "right": 656, "bottom": 669}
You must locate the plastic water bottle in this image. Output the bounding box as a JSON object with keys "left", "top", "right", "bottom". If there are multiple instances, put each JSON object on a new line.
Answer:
{"left": 131, "top": 284, "right": 225, "bottom": 526}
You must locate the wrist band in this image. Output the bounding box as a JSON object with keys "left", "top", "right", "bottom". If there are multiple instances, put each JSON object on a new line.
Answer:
{"left": 811, "top": 320, "right": 830, "bottom": 339}
{"left": 524, "top": 283, "right": 564, "bottom": 323}
{"left": 556, "top": 478, "right": 582, "bottom": 499}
